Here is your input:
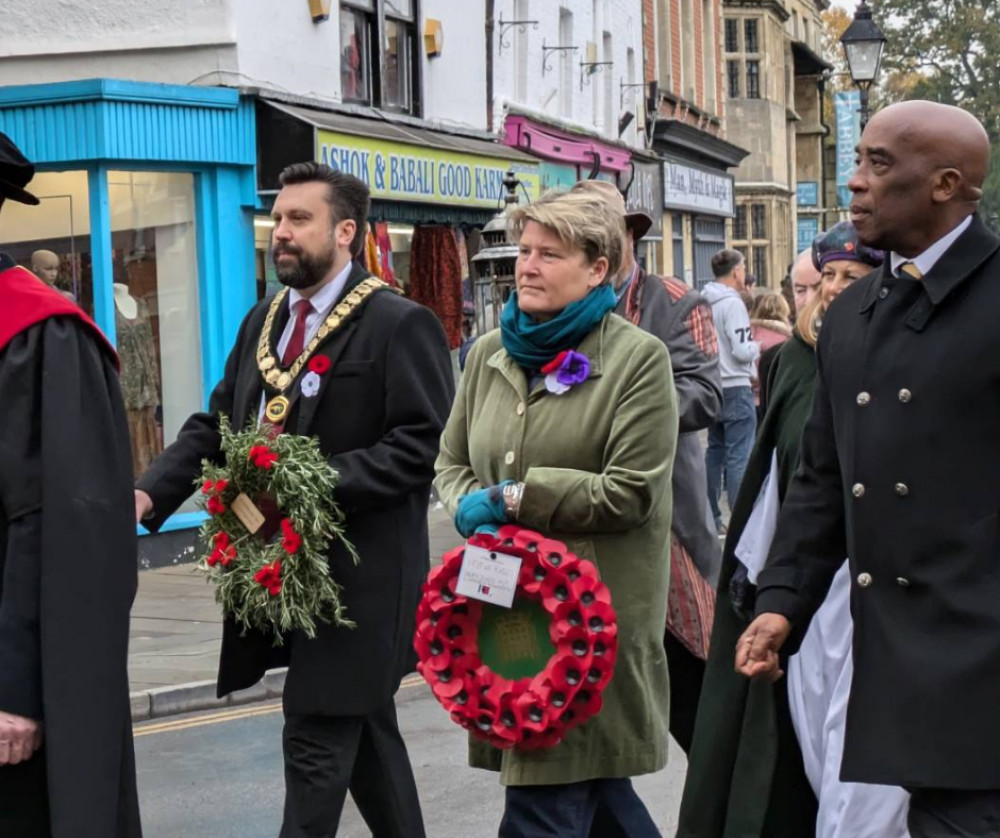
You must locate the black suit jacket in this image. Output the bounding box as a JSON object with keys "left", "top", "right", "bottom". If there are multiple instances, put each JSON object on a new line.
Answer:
{"left": 756, "top": 214, "right": 1000, "bottom": 788}
{"left": 138, "top": 264, "right": 454, "bottom": 715}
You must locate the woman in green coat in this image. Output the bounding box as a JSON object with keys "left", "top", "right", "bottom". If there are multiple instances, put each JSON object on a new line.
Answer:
{"left": 677, "top": 223, "right": 886, "bottom": 837}
{"left": 435, "top": 187, "right": 678, "bottom": 837}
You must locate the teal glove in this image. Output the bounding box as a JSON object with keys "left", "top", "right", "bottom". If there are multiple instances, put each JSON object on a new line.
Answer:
{"left": 455, "top": 482, "right": 512, "bottom": 538}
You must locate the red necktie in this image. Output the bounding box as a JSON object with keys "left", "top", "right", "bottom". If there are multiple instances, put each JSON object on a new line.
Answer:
{"left": 282, "top": 299, "right": 313, "bottom": 367}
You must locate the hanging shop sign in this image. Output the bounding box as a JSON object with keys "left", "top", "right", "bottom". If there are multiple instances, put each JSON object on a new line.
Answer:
{"left": 625, "top": 161, "right": 664, "bottom": 239}
{"left": 662, "top": 158, "right": 734, "bottom": 218}
{"left": 317, "top": 130, "right": 541, "bottom": 209}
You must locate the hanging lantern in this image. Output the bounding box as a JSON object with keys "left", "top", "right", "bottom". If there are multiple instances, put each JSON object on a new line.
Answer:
{"left": 470, "top": 171, "right": 523, "bottom": 336}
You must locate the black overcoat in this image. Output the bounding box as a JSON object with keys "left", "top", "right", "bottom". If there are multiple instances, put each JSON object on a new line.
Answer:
{"left": 138, "top": 264, "right": 454, "bottom": 716}
{"left": 0, "top": 277, "right": 141, "bottom": 837}
{"left": 757, "top": 214, "right": 1000, "bottom": 789}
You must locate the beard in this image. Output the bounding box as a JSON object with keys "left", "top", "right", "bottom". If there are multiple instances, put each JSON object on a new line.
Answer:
{"left": 273, "top": 241, "right": 336, "bottom": 290}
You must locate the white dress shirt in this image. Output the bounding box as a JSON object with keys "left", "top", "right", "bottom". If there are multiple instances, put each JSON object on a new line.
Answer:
{"left": 259, "top": 261, "right": 354, "bottom": 419}
{"left": 890, "top": 215, "right": 972, "bottom": 278}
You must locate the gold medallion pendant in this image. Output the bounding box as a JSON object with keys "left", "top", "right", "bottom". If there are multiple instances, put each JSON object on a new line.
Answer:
{"left": 265, "top": 396, "right": 291, "bottom": 424}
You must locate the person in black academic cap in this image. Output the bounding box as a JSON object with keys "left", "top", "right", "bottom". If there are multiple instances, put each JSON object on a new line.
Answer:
{"left": 0, "top": 132, "right": 143, "bottom": 837}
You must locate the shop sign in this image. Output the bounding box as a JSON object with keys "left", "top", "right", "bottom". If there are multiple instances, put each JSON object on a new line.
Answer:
{"left": 662, "top": 160, "right": 734, "bottom": 218}
{"left": 539, "top": 162, "right": 579, "bottom": 192}
{"left": 797, "top": 181, "right": 819, "bottom": 207}
{"left": 625, "top": 161, "right": 664, "bottom": 239}
{"left": 797, "top": 216, "right": 820, "bottom": 253}
{"left": 317, "top": 130, "right": 541, "bottom": 208}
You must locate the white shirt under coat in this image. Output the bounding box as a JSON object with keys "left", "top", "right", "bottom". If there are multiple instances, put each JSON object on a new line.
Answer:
{"left": 889, "top": 215, "right": 971, "bottom": 278}
{"left": 258, "top": 261, "right": 353, "bottom": 420}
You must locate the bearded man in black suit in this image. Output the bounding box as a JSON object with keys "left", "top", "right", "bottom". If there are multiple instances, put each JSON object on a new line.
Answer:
{"left": 135, "top": 162, "right": 453, "bottom": 838}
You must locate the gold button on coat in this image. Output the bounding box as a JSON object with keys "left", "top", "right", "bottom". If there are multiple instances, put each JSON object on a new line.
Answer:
{"left": 895, "top": 482, "right": 910, "bottom": 497}
{"left": 858, "top": 572, "right": 873, "bottom": 588}
{"left": 898, "top": 389, "right": 912, "bottom": 403}
{"left": 504, "top": 451, "right": 515, "bottom": 465}
{"left": 856, "top": 392, "right": 871, "bottom": 406}
{"left": 852, "top": 483, "right": 866, "bottom": 498}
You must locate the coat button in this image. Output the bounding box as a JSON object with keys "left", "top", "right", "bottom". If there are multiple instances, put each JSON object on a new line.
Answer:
{"left": 504, "top": 451, "right": 515, "bottom": 465}
{"left": 879, "top": 287, "right": 890, "bottom": 299}
{"left": 895, "top": 482, "right": 910, "bottom": 497}
{"left": 897, "top": 577, "right": 910, "bottom": 587}
{"left": 852, "top": 483, "right": 866, "bottom": 498}
{"left": 516, "top": 402, "right": 525, "bottom": 416}
{"left": 858, "top": 572, "right": 873, "bottom": 588}
{"left": 898, "top": 388, "right": 912, "bottom": 403}
{"left": 856, "top": 392, "right": 871, "bottom": 406}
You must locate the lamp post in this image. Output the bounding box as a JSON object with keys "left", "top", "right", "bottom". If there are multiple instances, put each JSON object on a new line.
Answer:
{"left": 839, "top": 0, "right": 887, "bottom": 130}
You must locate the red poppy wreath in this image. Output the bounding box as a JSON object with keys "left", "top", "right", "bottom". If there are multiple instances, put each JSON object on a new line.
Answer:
{"left": 415, "top": 525, "right": 618, "bottom": 750}
{"left": 196, "top": 415, "right": 357, "bottom": 643}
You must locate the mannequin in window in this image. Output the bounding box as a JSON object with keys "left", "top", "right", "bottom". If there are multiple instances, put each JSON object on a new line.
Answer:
{"left": 30, "top": 250, "right": 76, "bottom": 303}
{"left": 114, "top": 282, "right": 161, "bottom": 478}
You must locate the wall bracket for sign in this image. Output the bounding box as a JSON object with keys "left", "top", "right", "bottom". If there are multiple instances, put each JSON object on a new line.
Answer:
{"left": 581, "top": 61, "right": 613, "bottom": 90}
{"left": 619, "top": 80, "right": 647, "bottom": 110}
{"left": 497, "top": 13, "right": 539, "bottom": 54}
{"left": 541, "top": 40, "right": 579, "bottom": 74}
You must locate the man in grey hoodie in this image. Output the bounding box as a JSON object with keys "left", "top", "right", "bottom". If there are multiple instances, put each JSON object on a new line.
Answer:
{"left": 702, "top": 249, "right": 760, "bottom": 532}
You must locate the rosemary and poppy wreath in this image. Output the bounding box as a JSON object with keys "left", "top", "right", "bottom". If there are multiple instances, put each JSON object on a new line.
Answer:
{"left": 416, "top": 525, "right": 618, "bottom": 750}
{"left": 196, "top": 414, "right": 357, "bottom": 644}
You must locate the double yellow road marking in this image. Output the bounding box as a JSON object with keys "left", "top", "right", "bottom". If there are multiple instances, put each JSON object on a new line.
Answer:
{"left": 134, "top": 674, "right": 426, "bottom": 738}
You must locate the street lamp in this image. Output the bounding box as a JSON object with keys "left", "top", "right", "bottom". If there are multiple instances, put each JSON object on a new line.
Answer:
{"left": 839, "top": 0, "right": 887, "bottom": 130}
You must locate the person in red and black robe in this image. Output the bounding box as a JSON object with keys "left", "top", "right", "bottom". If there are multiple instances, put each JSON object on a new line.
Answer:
{"left": 0, "top": 132, "right": 142, "bottom": 838}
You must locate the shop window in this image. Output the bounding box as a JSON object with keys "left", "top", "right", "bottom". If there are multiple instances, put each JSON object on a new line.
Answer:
{"left": 751, "top": 203, "right": 767, "bottom": 238}
{"left": 727, "top": 60, "right": 741, "bottom": 99}
{"left": 724, "top": 18, "right": 739, "bottom": 53}
{"left": 672, "top": 214, "right": 686, "bottom": 281}
{"left": 744, "top": 19, "right": 759, "bottom": 53}
{"left": 340, "top": 0, "right": 419, "bottom": 115}
{"left": 0, "top": 170, "right": 93, "bottom": 315}
{"left": 107, "top": 171, "right": 202, "bottom": 499}
{"left": 753, "top": 244, "right": 768, "bottom": 285}
{"left": 746, "top": 60, "right": 760, "bottom": 99}
{"left": 694, "top": 216, "right": 726, "bottom": 288}
{"left": 733, "top": 204, "right": 748, "bottom": 240}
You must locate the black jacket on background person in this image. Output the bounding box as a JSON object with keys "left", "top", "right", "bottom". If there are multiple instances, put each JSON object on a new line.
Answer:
{"left": 137, "top": 263, "right": 454, "bottom": 717}
{"left": 0, "top": 259, "right": 142, "bottom": 838}
{"left": 756, "top": 214, "right": 1000, "bottom": 788}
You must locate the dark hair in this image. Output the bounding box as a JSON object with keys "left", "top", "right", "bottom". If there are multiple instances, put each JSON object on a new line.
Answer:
{"left": 711, "top": 248, "right": 744, "bottom": 278}
{"left": 279, "top": 162, "right": 370, "bottom": 258}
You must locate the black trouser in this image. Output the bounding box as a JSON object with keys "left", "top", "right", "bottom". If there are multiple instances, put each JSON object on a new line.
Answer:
{"left": 281, "top": 699, "right": 425, "bottom": 838}
{"left": 664, "top": 629, "right": 705, "bottom": 756}
{"left": 907, "top": 788, "right": 1000, "bottom": 837}
{"left": 0, "top": 749, "right": 50, "bottom": 838}
{"left": 500, "top": 779, "right": 660, "bottom": 838}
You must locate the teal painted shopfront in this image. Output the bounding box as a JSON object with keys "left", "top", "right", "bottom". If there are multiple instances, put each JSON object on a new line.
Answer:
{"left": 0, "top": 79, "right": 257, "bottom": 538}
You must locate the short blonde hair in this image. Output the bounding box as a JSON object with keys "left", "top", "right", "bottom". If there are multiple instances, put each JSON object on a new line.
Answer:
{"left": 750, "top": 290, "right": 791, "bottom": 323}
{"left": 508, "top": 188, "right": 626, "bottom": 282}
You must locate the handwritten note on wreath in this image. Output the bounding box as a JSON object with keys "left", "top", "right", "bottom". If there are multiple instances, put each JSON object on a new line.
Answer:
{"left": 456, "top": 545, "right": 522, "bottom": 608}
{"left": 231, "top": 493, "right": 266, "bottom": 535}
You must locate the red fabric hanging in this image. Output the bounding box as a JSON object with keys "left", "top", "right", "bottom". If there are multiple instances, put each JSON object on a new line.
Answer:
{"left": 408, "top": 225, "right": 463, "bottom": 349}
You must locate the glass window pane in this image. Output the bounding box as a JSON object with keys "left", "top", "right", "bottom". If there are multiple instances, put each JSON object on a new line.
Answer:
{"left": 745, "top": 19, "right": 759, "bottom": 53}
{"left": 725, "top": 19, "right": 739, "bottom": 53}
{"left": 733, "top": 204, "right": 748, "bottom": 240}
{"left": 341, "top": 8, "right": 371, "bottom": 103}
{"left": 751, "top": 203, "right": 767, "bottom": 238}
{"left": 746, "top": 60, "right": 760, "bottom": 98}
{"left": 385, "top": 0, "right": 413, "bottom": 18}
{"left": 1, "top": 170, "right": 94, "bottom": 316}
{"left": 107, "top": 171, "right": 202, "bottom": 496}
{"left": 384, "top": 19, "right": 413, "bottom": 111}
{"left": 727, "top": 60, "right": 741, "bottom": 98}
{"left": 753, "top": 245, "right": 768, "bottom": 285}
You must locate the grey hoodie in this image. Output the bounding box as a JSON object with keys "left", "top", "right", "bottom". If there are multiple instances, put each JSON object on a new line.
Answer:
{"left": 702, "top": 281, "right": 760, "bottom": 387}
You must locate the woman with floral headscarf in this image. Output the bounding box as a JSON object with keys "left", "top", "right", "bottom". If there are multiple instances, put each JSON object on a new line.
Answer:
{"left": 678, "top": 222, "right": 910, "bottom": 838}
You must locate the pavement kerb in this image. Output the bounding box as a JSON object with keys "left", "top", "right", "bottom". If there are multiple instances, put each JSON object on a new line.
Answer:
{"left": 130, "top": 668, "right": 287, "bottom": 722}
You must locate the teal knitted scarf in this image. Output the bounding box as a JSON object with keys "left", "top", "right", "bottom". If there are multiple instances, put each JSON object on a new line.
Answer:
{"left": 500, "top": 285, "right": 616, "bottom": 370}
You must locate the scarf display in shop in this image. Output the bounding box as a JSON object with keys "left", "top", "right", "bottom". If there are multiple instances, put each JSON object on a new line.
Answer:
{"left": 500, "top": 284, "right": 616, "bottom": 370}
